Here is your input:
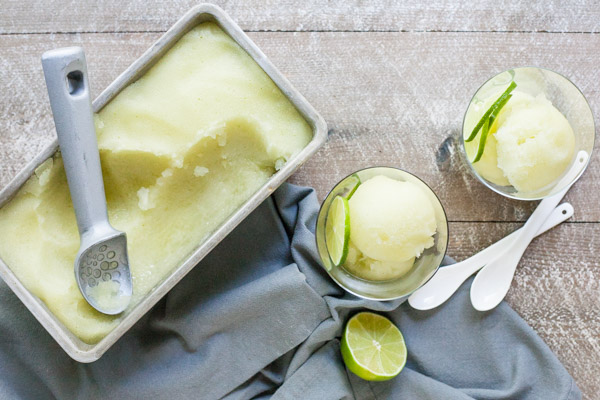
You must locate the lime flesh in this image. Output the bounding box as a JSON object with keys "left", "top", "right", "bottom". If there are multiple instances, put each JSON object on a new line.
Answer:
{"left": 341, "top": 312, "right": 407, "bottom": 381}
{"left": 325, "top": 195, "right": 350, "bottom": 266}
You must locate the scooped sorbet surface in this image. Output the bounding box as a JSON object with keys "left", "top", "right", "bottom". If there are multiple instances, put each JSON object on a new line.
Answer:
{"left": 465, "top": 90, "right": 575, "bottom": 194}
{"left": 344, "top": 175, "right": 437, "bottom": 281}
{"left": 0, "top": 23, "right": 312, "bottom": 343}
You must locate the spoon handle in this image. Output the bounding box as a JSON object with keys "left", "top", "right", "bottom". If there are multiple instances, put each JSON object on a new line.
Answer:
{"left": 407, "top": 203, "right": 574, "bottom": 310}
{"left": 495, "top": 150, "right": 589, "bottom": 262}
{"left": 42, "top": 47, "right": 109, "bottom": 239}
{"left": 469, "top": 197, "right": 562, "bottom": 311}
{"left": 470, "top": 151, "right": 589, "bottom": 311}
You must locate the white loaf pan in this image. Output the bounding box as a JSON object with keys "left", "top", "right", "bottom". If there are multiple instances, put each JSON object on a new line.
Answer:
{"left": 0, "top": 4, "right": 327, "bottom": 362}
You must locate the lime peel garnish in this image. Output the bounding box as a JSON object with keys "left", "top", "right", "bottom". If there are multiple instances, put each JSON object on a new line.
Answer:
{"left": 473, "top": 118, "right": 490, "bottom": 163}
{"left": 345, "top": 174, "right": 361, "bottom": 199}
{"left": 466, "top": 81, "right": 517, "bottom": 143}
{"left": 472, "top": 93, "right": 512, "bottom": 163}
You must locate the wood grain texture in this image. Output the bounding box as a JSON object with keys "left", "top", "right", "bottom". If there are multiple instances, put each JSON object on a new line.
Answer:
{"left": 0, "top": 2, "right": 599, "bottom": 398}
{"left": 1, "top": 31, "right": 599, "bottom": 221}
{"left": 449, "top": 222, "right": 600, "bottom": 398}
{"left": 2, "top": 0, "right": 600, "bottom": 33}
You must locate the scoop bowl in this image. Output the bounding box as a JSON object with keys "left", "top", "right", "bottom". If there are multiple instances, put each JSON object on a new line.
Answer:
{"left": 76, "top": 228, "right": 132, "bottom": 315}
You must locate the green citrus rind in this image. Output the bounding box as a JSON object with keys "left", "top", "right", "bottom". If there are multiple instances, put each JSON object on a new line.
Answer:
{"left": 325, "top": 196, "right": 351, "bottom": 266}
{"left": 341, "top": 312, "right": 407, "bottom": 381}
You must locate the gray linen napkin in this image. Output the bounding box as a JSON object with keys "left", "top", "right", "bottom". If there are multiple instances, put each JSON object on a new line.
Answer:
{"left": 0, "top": 183, "right": 581, "bottom": 400}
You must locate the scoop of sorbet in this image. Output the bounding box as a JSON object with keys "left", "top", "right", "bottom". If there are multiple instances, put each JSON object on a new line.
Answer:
{"left": 469, "top": 91, "right": 575, "bottom": 193}
{"left": 494, "top": 94, "right": 575, "bottom": 192}
{"left": 349, "top": 175, "right": 437, "bottom": 262}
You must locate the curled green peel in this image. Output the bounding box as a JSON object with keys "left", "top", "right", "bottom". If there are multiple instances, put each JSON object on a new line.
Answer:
{"left": 472, "top": 93, "right": 512, "bottom": 163}
{"left": 466, "top": 81, "right": 517, "bottom": 143}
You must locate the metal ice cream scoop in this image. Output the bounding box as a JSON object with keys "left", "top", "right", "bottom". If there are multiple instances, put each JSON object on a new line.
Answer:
{"left": 42, "top": 47, "right": 132, "bottom": 315}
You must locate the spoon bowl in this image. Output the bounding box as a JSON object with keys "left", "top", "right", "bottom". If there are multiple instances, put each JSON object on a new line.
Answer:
{"left": 76, "top": 229, "right": 132, "bottom": 315}
{"left": 470, "top": 151, "right": 588, "bottom": 311}
{"left": 408, "top": 202, "right": 574, "bottom": 310}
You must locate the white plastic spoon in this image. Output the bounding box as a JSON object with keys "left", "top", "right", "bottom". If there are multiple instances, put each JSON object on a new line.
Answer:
{"left": 408, "top": 202, "right": 574, "bottom": 310}
{"left": 470, "top": 150, "right": 588, "bottom": 311}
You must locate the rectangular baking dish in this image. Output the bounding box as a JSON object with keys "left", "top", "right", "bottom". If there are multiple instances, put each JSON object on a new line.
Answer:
{"left": 0, "top": 4, "right": 327, "bottom": 362}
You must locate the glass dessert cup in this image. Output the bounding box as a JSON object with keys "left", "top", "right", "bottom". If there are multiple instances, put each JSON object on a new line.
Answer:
{"left": 315, "top": 167, "right": 449, "bottom": 300}
{"left": 460, "top": 67, "right": 595, "bottom": 200}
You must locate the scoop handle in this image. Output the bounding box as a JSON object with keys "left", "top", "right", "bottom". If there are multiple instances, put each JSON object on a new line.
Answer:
{"left": 42, "top": 47, "right": 109, "bottom": 238}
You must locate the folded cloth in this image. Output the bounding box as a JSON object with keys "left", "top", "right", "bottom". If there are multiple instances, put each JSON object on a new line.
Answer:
{"left": 0, "top": 183, "right": 581, "bottom": 400}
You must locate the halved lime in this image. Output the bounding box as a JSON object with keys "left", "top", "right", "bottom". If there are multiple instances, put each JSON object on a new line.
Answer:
{"left": 341, "top": 312, "right": 407, "bottom": 381}
{"left": 325, "top": 195, "right": 350, "bottom": 266}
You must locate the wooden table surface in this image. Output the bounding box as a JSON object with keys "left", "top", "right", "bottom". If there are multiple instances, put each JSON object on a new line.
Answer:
{"left": 1, "top": 1, "right": 599, "bottom": 397}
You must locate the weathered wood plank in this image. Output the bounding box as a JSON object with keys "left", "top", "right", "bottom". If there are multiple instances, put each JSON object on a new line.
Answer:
{"left": 1, "top": 0, "right": 600, "bottom": 34}
{"left": 449, "top": 221, "right": 600, "bottom": 399}
{"left": 1, "top": 31, "right": 598, "bottom": 221}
